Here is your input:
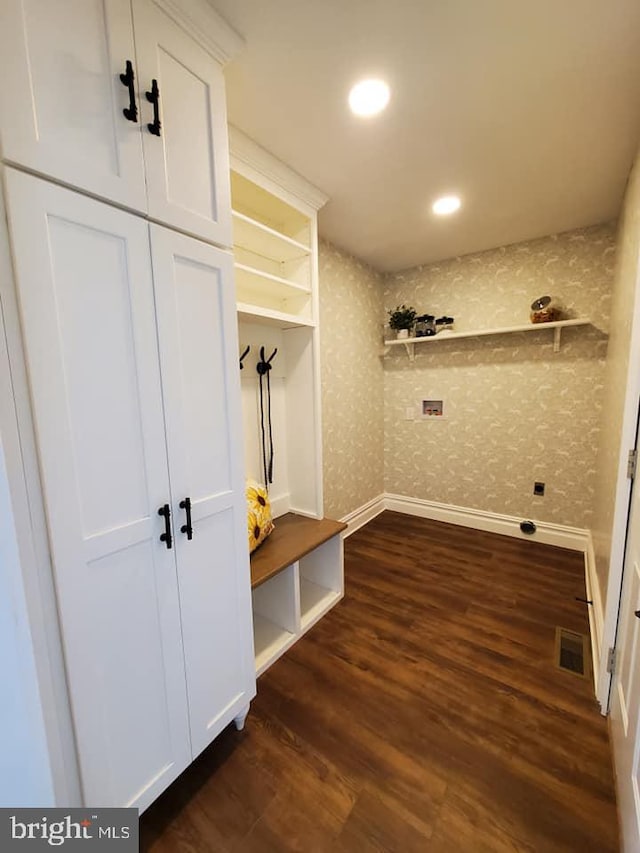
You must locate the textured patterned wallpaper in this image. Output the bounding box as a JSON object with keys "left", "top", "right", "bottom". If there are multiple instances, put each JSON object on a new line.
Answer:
{"left": 592, "top": 154, "right": 640, "bottom": 602}
{"left": 383, "top": 224, "right": 616, "bottom": 528}
{"left": 319, "top": 240, "right": 384, "bottom": 519}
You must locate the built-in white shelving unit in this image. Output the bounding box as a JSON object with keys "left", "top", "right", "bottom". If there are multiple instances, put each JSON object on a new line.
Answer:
{"left": 230, "top": 128, "right": 346, "bottom": 678}
{"left": 231, "top": 165, "right": 317, "bottom": 326}
{"left": 384, "top": 318, "right": 593, "bottom": 361}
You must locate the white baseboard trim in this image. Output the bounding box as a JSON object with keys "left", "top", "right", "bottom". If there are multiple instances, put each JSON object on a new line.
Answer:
{"left": 584, "top": 533, "right": 604, "bottom": 705}
{"left": 383, "top": 493, "right": 590, "bottom": 552}
{"left": 340, "top": 494, "right": 385, "bottom": 537}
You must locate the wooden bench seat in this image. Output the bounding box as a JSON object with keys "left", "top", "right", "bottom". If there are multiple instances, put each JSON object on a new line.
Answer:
{"left": 250, "top": 513, "right": 347, "bottom": 589}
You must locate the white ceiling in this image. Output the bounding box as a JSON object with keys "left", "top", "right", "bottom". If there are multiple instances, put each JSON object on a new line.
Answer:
{"left": 210, "top": 0, "right": 640, "bottom": 272}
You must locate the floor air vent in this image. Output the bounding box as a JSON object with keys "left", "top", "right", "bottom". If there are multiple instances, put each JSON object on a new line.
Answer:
{"left": 555, "top": 627, "right": 590, "bottom": 678}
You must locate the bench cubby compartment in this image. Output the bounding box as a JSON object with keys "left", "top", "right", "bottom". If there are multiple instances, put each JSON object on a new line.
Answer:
{"left": 252, "top": 563, "right": 299, "bottom": 676}
{"left": 299, "top": 536, "right": 344, "bottom": 631}
{"left": 249, "top": 514, "right": 347, "bottom": 675}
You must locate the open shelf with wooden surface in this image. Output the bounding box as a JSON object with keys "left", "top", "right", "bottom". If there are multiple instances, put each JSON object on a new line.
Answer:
{"left": 249, "top": 514, "right": 346, "bottom": 676}
{"left": 250, "top": 513, "right": 347, "bottom": 588}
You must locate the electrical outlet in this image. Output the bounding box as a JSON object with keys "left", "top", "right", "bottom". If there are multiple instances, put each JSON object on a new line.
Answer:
{"left": 534, "top": 482, "right": 545, "bottom": 496}
{"left": 405, "top": 407, "right": 415, "bottom": 421}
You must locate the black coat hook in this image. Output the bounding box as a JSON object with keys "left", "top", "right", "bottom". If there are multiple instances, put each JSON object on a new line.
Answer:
{"left": 239, "top": 345, "right": 250, "bottom": 370}
{"left": 257, "top": 346, "right": 278, "bottom": 486}
{"left": 256, "top": 346, "right": 277, "bottom": 375}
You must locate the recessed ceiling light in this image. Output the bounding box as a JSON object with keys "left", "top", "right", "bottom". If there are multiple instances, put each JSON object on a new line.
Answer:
{"left": 432, "top": 195, "right": 461, "bottom": 216}
{"left": 348, "top": 79, "right": 390, "bottom": 117}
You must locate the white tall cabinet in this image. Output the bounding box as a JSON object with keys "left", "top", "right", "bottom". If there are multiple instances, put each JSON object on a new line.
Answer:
{"left": 0, "top": 0, "right": 254, "bottom": 812}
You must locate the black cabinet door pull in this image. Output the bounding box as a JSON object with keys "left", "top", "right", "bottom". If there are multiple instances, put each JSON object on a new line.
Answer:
{"left": 180, "top": 497, "right": 193, "bottom": 540}
{"left": 158, "top": 503, "right": 172, "bottom": 549}
{"left": 119, "top": 60, "right": 138, "bottom": 123}
{"left": 146, "top": 79, "right": 161, "bottom": 136}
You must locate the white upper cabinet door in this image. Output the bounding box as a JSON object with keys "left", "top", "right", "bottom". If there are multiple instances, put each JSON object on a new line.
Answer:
{"left": 133, "top": 0, "right": 233, "bottom": 247}
{"left": 150, "top": 225, "right": 255, "bottom": 757}
{"left": 4, "top": 170, "right": 192, "bottom": 811}
{"left": 0, "top": 0, "right": 147, "bottom": 212}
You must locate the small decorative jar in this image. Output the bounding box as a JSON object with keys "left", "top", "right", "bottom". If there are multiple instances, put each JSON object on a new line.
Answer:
{"left": 414, "top": 314, "right": 436, "bottom": 337}
{"left": 530, "top": 296, "right": 561, "bottom": 324}
{"left": 414, "top": 316, "right": 427, "bottom": 337}
{"left": 415, "top": 314, "right": 436, "bottom": 338}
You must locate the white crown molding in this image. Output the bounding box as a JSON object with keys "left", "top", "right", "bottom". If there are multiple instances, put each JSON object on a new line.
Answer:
{"left": 152, "top": 0, "right": 245, "bottom": 65}
{"left": 229, "top": 126, "right": 329, "bottom": 213}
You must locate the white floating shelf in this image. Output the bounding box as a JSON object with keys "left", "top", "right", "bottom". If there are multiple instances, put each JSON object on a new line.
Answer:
{"left": 237, "top": 302, "right": 316, "bottom": 329}
{"left": 384, "top": 318, "right": 593, "bottom": 361}
{"left": 232, "top": 211, "right": 310, "bottom": 261}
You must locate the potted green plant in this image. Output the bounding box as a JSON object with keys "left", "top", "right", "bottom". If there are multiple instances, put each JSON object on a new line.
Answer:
{"left": 387, "top": 304, "right": 417, "bottom": 339}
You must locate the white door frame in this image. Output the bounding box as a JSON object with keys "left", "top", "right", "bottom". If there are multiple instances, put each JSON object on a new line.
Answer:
{"left": 598, "top": 243, "right": 640, "bottom": 711}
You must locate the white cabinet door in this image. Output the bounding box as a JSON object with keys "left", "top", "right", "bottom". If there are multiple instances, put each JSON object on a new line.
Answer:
{"left": 150, "top": 225, "right": 255, "bottom": 757}
{"left": 4, "top": 170, "right": 192, "bottom": 811}
{"left": 133, "top": 0, "right": 232, "bottom": 247}
{"left": 0, "top": 0, "right": 147, "bottom": 212}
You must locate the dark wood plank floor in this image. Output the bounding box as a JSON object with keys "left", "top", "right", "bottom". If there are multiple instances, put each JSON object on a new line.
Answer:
{"left": 141, "top": 511, "right": 618, "bottom": 852}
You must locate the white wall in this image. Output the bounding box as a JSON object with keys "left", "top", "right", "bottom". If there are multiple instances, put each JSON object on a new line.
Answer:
{"left": 0, "top": 434, "right": 55, "bottom": 807}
